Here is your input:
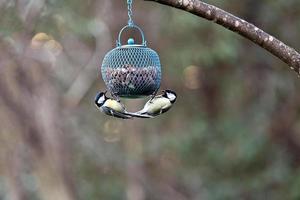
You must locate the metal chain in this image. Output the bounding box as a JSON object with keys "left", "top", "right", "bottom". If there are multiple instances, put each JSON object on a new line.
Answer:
{"left": 127, "top": 0, "right": 134, "bottom": 26}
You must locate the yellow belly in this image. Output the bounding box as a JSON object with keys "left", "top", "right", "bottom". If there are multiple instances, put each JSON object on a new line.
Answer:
{"left": 104, "top": 99, "right": 124, "bottom": 112}
{"left": 146, "top": 98, "right": 171, "bottom": 115}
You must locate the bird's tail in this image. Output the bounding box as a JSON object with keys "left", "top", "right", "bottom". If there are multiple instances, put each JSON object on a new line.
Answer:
{"left": 125, "top": 111, "right": 154, "bottom": 119}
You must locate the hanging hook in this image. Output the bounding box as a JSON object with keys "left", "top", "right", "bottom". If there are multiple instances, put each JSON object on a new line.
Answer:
{"left": 127, "top": 0, "right": 134, "bottom": 26}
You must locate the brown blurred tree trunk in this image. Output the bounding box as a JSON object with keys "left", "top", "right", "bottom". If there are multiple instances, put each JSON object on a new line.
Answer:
{"left": 124, "top": 101, "right": 146, "bottom": 200}
{"left": 0, "top": 40, "right": 77, "bottom": 200}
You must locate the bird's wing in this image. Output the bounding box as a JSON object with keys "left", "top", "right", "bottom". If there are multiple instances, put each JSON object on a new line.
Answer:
{"left": 101, "top": 106, "right": 132, "bottom": 119}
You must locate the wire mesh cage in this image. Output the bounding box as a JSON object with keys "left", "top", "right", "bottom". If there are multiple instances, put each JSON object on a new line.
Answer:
{"left": 101, "top": 25, "right": 162, "bottom": 98}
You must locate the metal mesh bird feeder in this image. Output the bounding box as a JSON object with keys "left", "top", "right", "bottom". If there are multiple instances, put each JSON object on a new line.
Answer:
{"left": 101, "top": 0, "right": 161, "bottom": 98}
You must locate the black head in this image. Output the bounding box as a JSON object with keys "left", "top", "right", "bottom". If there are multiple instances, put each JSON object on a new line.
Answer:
{"left": 162, "top": 90, "right": 177, "bottom": 103}
{"left": 94, "top": 91, "right": 107, "bottom": 107}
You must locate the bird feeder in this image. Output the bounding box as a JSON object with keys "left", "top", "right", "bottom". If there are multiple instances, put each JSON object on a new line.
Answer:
{"left": 101, "top": 0, "right": 161, "bottom": 98}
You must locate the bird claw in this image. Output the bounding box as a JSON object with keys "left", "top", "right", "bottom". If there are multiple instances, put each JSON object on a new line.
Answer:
{"left": 149, "top": 95, "right": 155, "bottom": 103}
{"left": 111, "top": 92, "right": 121, "bottom": 102}
{"left": 149, "top": 90, "right": 158, "bottom": 103}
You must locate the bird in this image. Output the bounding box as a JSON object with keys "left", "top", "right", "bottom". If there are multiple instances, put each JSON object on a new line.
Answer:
{"left": 94, "top": 91, "right": 133, "bottom": 119}
{"left": 132, "top": 90, "right": 177, "bottom": 118}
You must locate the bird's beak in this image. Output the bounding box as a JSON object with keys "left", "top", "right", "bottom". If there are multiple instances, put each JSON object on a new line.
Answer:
{"left": 104, "top": 90, "right": 107, "bottom": 95}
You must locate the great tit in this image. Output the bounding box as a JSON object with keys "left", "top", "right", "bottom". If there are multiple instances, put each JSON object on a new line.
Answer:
{"left": 94, "top": 91, "right": 132, "bottom": 119}
{"left": 132, "top": 90, "right": 177, "bottom": 118}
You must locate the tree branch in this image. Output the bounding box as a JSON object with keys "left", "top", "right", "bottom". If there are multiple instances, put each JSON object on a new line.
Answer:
{"left": 145, "top": 0, "right": 300, "bottom": 76}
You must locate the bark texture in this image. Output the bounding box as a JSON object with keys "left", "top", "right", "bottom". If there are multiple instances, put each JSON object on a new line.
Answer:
{"left": 145, "top": 0, "right": 300, "bottom": 76}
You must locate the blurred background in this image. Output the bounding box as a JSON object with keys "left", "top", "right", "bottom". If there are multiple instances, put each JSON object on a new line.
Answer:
{"left": 1, "top": 0, "right": 300, "bottom": 199}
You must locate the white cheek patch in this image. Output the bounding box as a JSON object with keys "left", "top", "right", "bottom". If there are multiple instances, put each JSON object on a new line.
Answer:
{"left": 97, "top": 95, "right": 105, "bottom": 104}
{"left": 167, "top": 93, "right": 176, "bottom": 101}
